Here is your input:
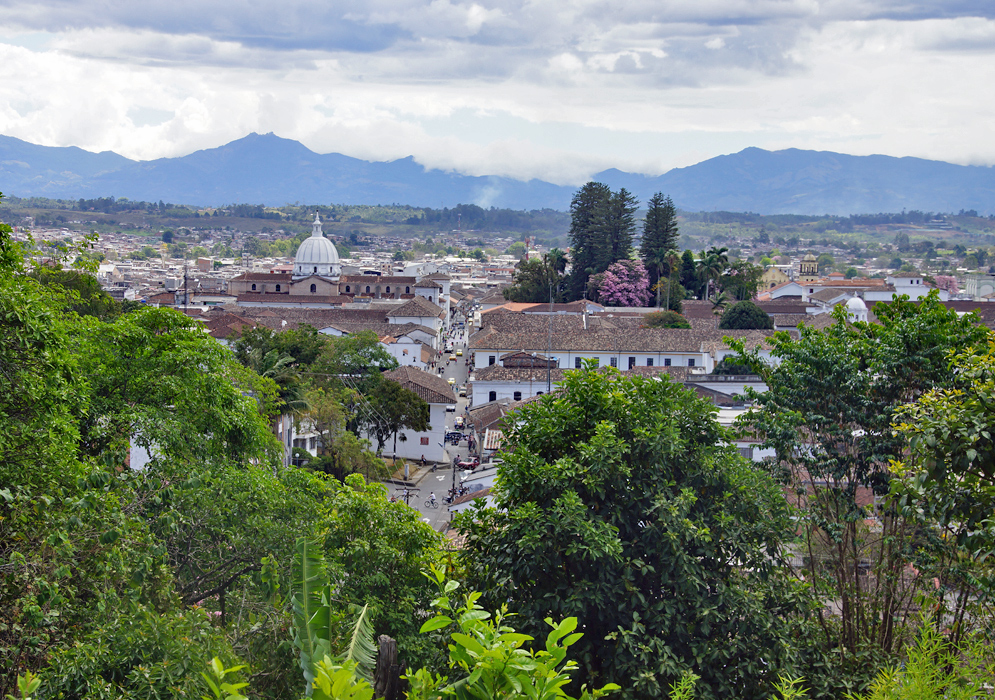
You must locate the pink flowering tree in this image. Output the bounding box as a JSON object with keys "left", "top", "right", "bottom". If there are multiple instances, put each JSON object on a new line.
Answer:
{"left": 933, "top": 275, "right": 960, "bottom": 294}
{"left": 597, "top": 259, "right": 652, "bottom": 307}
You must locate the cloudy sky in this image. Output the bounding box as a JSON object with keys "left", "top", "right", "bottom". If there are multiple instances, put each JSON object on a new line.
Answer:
{"left": 0, "top": 0, "right": 993, "bottom": 184}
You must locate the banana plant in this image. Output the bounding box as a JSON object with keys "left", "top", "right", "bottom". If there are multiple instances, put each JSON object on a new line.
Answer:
{"left": 292, "top": 536, "right": 377, "bottom": 696}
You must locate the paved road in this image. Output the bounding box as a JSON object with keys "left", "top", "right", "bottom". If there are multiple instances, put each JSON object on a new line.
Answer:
{"left": 392, "top": 319, "right": 476, "bottom": 532}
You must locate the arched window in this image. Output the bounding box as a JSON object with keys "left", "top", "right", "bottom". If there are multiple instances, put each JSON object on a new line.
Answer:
{"left": 310, "top": 284, "right": 317, "bottom": 293}
{"left": 405, "top": 286, "right": 410, "bottom": 294}
{"left": 428, "top": 296, "right": 433, "bottom": 303}
{"left": 345, "top": 285, "right": 351, "bottom": 293}
{"left": 513, "top": 391, "right": 522, "bottom": 401}
{"left": 366, "top": 286, "right": 371, "bottom": 293}
{"left": 488, "top": 391, "right": 497, "bottom": 402}
{"left": 275, "top": 284, "right": 281, "bottom": 292}
{"left": 313, "top": 266, "right": 317, "bottom": 273}
{"left": 251, "top": 283, "right": 256, "bottom": 291}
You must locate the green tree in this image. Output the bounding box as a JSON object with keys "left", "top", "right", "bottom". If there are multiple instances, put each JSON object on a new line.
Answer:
{"left": 504, "top": 254, "right": 563, "bottom": 303}
{"left": 679, "top": 249, "right": 697, "bottom": 295}
{"left": 322, "top": 475, "right": 445, "bottom": 669}
{"left": 504, "top": 241, "right": 527, "bottom": 259}
{"left": 718, "top": 261, "right": 763, "bottom": 301}
{"left": 728, "top": 292, "right": 989, "bottom": 695}
{"left": 358, "top": 379, "right": 430, "bottom": 456}
{"left": 28, "top": 266, "right": 121, "bottom": 320}
{"left": 640, "top": 193, "right": 679, "bottom": 297}
{"left": 597, "top": 188, "right": 638, "bottom": 271}
{"left": 75, "top": 307, "right": 279, "bottom": 464}
{"left": 641, "top": 310, "right": 690, "bottom": 329}
{"left": 816, "top": 253, "right": 835, "bottom": 274}
{"left": 565, "top": 182, "right": 612, "bottom": 301}
{"left": 458, "top": 367, "right": 806, "bottom": 700}
{"left": 718, "top": 301, "right": 773, "bottom": 330}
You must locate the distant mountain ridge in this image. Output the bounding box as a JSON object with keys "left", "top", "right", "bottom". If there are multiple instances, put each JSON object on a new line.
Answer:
{"left": 1, "top": 132, "right": 993, "bottom": 215}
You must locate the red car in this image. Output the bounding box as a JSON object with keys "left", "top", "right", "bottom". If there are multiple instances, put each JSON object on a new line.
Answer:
{"left": 454, "top": 457, "right": 479, "bottom": 471}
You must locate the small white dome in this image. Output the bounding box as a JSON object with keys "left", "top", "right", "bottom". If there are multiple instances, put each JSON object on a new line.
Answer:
{"left": 294, "top": 213, "right": 340, "bottom": 280}
{"left": 846, "top": 296, "right": 867, "bottom": 311}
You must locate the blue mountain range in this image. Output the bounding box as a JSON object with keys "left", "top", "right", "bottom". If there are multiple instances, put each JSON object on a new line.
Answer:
{"left": 1, "top": 132, "right": 992, "bottom": 215}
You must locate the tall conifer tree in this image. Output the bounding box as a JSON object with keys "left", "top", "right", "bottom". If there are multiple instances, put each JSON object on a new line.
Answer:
{"left": 640, "top": 193, "right": 679, "bottom": 292}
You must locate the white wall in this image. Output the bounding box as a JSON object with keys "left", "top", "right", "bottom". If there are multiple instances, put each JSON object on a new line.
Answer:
{"left": 366, "top": 403, "right": 451, "bottom": 463}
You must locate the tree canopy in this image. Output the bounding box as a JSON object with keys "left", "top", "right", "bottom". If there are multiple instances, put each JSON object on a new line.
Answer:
{"left": 718, "top": 301, "right": 773, "bottom": 330}
{"left": 458, "top": 366, "right": 806, "bottom": 700}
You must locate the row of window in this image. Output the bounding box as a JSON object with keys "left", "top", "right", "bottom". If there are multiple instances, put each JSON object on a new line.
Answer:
{"left": 487, "top": 390, "right": 544, "bottom": 402}
{"left": 485, "top": 355, "right": 695, "bottom": 368}
{"left": 570, "top": 357, "right": 693, "bottom": 368}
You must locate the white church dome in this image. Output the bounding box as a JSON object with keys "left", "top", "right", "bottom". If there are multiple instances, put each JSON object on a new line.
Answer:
{"left": 845, "top": 296, "right": 867, "bottom": 311}
{"left": 294, "top": 213, "right": 340, "bottom": 280}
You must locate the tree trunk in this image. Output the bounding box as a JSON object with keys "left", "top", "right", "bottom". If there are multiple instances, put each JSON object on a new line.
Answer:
{"left": 374, "top": 635, "right": 399, "bottom": 700}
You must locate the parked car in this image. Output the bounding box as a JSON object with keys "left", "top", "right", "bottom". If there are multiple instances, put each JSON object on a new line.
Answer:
{"left": 454, "top": 456, "right": 480, "bottom": 471}
{"left": 458, "top": 385, "right": 467, "bottom": 397}
{"left": 445, "top": 404, "right": 457, "bottom": 412}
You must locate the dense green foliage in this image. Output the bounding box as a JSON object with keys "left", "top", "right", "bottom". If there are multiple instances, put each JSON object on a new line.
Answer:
{"left": 718, "top": 301, "right": 773, "bottom": 330}
{"left": 565, "top": 183, "right": 638, "bottom": 301}
{"left": 503, "top": 250, "right": 567, "bottom": 303}
{"left": 639, "top": 193, "right": 679, "bottom": 298}
{"left": 729, "top": 292, "right": 992, "bottom": 696}
{"left": 641, "top": 310, "right": 690, "bottom": 329}
{"left": 457, "top": 366, "right": 808, "bottom": 700}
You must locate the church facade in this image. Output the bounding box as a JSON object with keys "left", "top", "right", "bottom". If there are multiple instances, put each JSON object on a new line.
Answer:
{"left": 228, "top": 214, "right": 451, "bottom": 316}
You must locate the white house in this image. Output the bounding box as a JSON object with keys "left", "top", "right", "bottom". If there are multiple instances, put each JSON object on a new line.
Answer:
{"left": 376, "top": 366, "right": 456, "bottom": 463}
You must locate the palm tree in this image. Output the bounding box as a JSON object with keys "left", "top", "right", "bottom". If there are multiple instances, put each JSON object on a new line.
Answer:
{"left": 697, "top": 246, "right": 729, "bottom": 300}
{"left": 646, "top": 248, "right": 670, "bottom": 308}
{"left": 247, "top": 348, "right": 310, "bottom": 415}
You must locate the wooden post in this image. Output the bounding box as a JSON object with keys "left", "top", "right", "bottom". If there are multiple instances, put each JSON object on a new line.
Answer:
{"left": 374, "top": 635, "right": 400, "bottom": 700}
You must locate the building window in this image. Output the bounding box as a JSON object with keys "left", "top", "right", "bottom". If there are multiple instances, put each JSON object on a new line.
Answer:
{"left": 664, "top": 358, "right": 671, "bottom": 367}
{"left": 592, "top": 358, "right": 600, "bottom": 368}
{"left": 647, "top": 358, "right": 654, "bottom": 367}
{"left": 386, "top": 286, "right": 390, "bottom": 293}
{"left": 489, "top": 391, "right": 497, "bottom": 402}
{"left": 628, "top": 357, "right": 636, "bottom": 369}
{"left": 405, "top": 286, "right": 410, "bottom": 293}
{"left": 489, "top": 355, "right": 496, "bottom": 366}
{"left": 313, "top": 266, "right": 317, "bottom": 273}
{"left": 575, "top": 357, "right": 582, "bottom": 369}
{"left": 688, "top": 358, "right": 695, "bottom": 367}
{"left": 537, "top": 391, "right": 543, "bottom": 395}
{"left": 610, "top": 357, "right": 618, "bottom": 368}
{"left": 275, "top": 284, "right": 281, "bottom": 292}
{"left": 310, "top": 284, "right": 317, "bottom": 293}
{"left": 366, "top": 286, "right": 371, "bottom": 293}
{"left": 513, "top": 391, "right": 522, "bottom": 401}
{"left": 420, "top": 437, "right": 429, "bottom": 445}
{"left": 345, "top": 285, "right": 351, "bottom": 293}
{"left": 251, "top": 283, "right": 256, "bottom": 291}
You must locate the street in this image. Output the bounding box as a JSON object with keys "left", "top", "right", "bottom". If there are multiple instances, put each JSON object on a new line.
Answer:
{"left": 390, "top": 316, "right": 476, "bottom": 532}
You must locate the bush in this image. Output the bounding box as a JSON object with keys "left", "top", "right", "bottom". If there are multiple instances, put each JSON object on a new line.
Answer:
{"left": 719, "top": 301, "right": 773, "bottom": 330}
{"left": 642, "top": 310, "right": 690, "bottom": 329}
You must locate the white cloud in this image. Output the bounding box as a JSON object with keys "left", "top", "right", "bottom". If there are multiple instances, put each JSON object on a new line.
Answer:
{"left": 0, "top": 1, "right": 992, "bottom": 191}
